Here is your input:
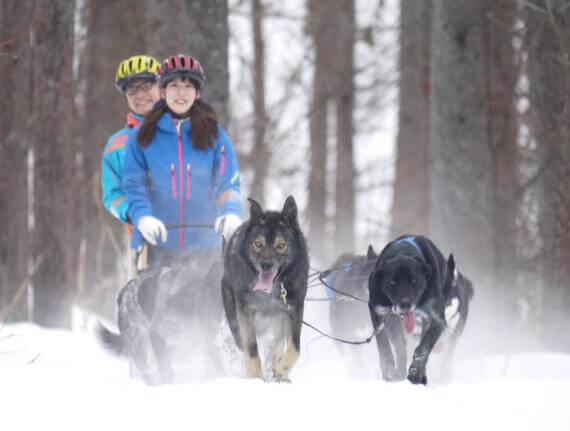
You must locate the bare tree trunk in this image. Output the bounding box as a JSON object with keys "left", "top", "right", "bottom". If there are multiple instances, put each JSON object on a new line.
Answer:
{"left": 430, "top": 0, "right": 493, "bottom": 283}
{"left": 307, "top": 0, "right": 332, "bottom": 264}
{"left": 484, "top": 1, "right": 519, "bottom": 291}
{"left": 145, "top": 0, "right": 188, "bottom": 59}
{"left": 0, "top": 0, "right": 33, "bottom": 321}
{"left": 30, "top": 0, "right": 76, "bottom": 328}
{"left": 333, "top": 0, "right": 355, "bottom": 253}
{"left": 77, "top": 0, "right": 148, "bottom": 319}
{"left": 525, "top": 0, "right": 570, "bottom": 349}
{"left": 185, "top": 0, "right": 230, "bottom": 126}
{"left": 551, "top": 5, "right": 570, "bottom": 305}
{"left": 250, "top": 0, "right": 268, "bottom": 204}
{"left": 391, "top": 0, "right": 432, "bottom": 238}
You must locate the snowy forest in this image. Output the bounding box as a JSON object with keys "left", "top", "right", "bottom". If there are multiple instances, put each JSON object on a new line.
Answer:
{"left": 1, "top": 0, "right": 569, "bottom": 360}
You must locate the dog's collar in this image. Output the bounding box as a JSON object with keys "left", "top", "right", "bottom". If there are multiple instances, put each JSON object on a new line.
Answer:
{"left": 394, "top": 236, "right": 422, "bottom": 254}
{"left": 279, "top": 281, "right": 291, "bottom": 311}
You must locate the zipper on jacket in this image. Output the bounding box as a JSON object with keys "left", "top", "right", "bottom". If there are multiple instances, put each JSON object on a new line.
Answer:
{"left": 170, "top": 163, "right": 176, "bottom": 199}
{"left": 219, "top": 145, "right": 226, "bottom": 176}
{"left": 176, "top": 120, "right": 185, "bottom": 249}
{"left": 186, "top": 163, "right": 191, "bottom": 201}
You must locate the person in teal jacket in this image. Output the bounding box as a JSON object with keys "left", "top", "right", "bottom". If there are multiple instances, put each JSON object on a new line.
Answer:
{"left": 123, "top": 54, "right": 242, "bottom": 260}
{"left": 101, "top": 55, "right": 161, "bottom": 225}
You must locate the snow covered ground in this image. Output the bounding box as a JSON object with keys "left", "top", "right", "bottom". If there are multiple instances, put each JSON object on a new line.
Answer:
{"left": 1, "top": 315, "right": 568, "bottom": 431}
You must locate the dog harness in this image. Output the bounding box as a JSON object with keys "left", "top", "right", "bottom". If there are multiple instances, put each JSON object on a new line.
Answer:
{"left": 394, "top": 236, "right": 422, "bottom": 254}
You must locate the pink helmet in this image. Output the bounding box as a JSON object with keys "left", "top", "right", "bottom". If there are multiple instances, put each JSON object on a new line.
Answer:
{"left": 157, "top": 54, "right": 206, "bottom": 89}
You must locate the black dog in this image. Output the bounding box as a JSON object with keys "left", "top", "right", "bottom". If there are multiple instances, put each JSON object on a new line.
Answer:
{"left": 368, "top": 234, "right": 454, "bottom": 385}
{"left": 324, "top": 246, "right": 378, "bottom": 378}
{"left": 99, "top": 250, "right": 225, "bottom": 384}
{"left": 221, "top": 196, "right": 309, "bottom": 382}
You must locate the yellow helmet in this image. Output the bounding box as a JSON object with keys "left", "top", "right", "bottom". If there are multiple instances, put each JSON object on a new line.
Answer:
{"left": 115, "top": 55, "right": 160, "bottom": 93}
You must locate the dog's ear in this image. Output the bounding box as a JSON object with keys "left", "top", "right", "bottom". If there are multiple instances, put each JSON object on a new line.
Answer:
{"left": 447, "top": 253, "right": 456, "bottom": 275}
{"left": 367, "top": 244, "right": 377, "bottom": 260}
{"left": 247, "top": 197, "right": 263, "bottom": 222}
{"left": 281, "top": 195, "right": 298, "bottom": 224}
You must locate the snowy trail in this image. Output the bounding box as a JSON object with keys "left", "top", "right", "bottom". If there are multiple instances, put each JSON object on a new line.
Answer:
{"left": 1, "top": 322, "right": 568, "bottom": 431}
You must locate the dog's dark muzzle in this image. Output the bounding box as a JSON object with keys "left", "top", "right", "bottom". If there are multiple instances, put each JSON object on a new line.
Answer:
{"left": 260, "top": 259, "right": 274, "bottom": 272}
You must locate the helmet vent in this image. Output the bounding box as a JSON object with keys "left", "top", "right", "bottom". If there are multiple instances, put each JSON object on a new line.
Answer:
{"left": 158, "top": 54, "right": 205, "bottom": 88}
{"left": 115, "top": 55, "right": 160, "bottom": 92}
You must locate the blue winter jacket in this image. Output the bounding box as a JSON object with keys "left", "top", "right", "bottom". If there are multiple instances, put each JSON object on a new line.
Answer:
{"left": 123, "top": 111, "right": 242, "bottom": 251}
{"left": 101, "top": 112, "right": 142, "bottom": 224}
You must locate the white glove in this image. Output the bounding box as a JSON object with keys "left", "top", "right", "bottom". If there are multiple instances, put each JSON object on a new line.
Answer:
{"left": 137, "top": 215, "right": 168, "bottom": 246}
{"left": 215, "top": 214, "right": 242, "bottom": 240}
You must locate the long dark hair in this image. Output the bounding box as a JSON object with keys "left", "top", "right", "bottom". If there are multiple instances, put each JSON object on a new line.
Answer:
{"left": 137, "top": 95, "right": 219, "bottom": 150}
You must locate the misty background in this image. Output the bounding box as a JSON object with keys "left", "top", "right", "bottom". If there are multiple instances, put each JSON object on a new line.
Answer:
{"left": 0, "top": 0, "right": 569, "bottom": 359}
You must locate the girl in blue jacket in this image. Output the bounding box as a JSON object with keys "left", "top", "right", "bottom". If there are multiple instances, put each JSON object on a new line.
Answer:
{"left": 123, "top": 54, "right": 243, "bottom": 258}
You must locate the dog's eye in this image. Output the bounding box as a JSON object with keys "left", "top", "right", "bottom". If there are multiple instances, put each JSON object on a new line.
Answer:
{"left": 253, "top": 238, "right": 265, "bottom": 250}
{"left": 274, "top": 237, "right": 288, "bottom": 253}
{"left": 275, "top": 242, "right": 288, "bottom": 254}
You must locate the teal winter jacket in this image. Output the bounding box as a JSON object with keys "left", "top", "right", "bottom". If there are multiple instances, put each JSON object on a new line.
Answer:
{"left": 101, "top": 112, "right": 142, "bottom": 224}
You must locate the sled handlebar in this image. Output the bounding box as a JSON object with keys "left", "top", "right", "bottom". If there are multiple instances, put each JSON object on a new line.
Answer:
{"left": 165, "top": 223, "right": 215, "bottom": 230}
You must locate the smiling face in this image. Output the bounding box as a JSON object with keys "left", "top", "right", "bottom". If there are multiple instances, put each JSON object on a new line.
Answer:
{"left": 161, "top": 77, "right": 198, "bottom": 115}
{"left": 125, "top": 79, "right": 160, "bottom": 116}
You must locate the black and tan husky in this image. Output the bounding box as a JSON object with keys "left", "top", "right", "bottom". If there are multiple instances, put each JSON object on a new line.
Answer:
{"left": 221, "top": 196, "right": 309, "bottom": 382}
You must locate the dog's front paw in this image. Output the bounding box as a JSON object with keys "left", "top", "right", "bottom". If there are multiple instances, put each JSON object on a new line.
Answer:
{"left": 142, "top": 368, "right": 163, "bottom": 386}
{"left": 396, "top": 368, "right": 407, "bottom": 381}
{"left": 263, "top": 374, "right": 291, "bottom": 383}
{"left": 273, "top": 375, "right": 292, "bottom": 384}
{"left": 407, "top": 367, "right": 427, "bottom": 385}
{"left": 382, "top": 367, "right": 401, "bottom": 382}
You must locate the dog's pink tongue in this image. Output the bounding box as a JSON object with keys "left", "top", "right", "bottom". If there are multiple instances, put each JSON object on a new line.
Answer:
{"left": 253, "top": 271, "right": 275, "bottom": 293}
{"left": 402, "top": 311, "right": 416, "bottom": 334}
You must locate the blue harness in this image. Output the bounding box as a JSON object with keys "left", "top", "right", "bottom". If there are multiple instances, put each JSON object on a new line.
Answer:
{"left": 394, "top": 236, "right": 422, "bottom": 254}
{"left": 324, "top": 260, "right": 353, "bottom": 299}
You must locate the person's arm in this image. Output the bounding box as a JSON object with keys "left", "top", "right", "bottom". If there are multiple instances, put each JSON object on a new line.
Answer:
{"left": 214, "top": 127, "right": 243, "bottom": 216}
{"left": 101, "top": 136, "right": 129, "bottom": 223}
{"left": 213, "top": 127, "right": 243, "bottom": 238}
{"left": 122, "top": 134, "right": 153, "bottom": 229}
